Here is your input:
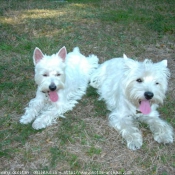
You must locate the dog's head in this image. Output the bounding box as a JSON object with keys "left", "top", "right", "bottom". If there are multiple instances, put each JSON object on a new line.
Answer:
{"left": 33, "top": 46, "right": 67, "bottom": 102}
{"left": 123, "top": 56, "right": 170, "bottom": 114}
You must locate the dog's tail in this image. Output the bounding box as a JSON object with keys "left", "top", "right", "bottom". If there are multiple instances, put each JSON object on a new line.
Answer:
{"left": 73, "top": 47, "right": 99, "bottom": 70}
{"left": 72, "top": 47, "right": 80, "bottom": 53}
{"left": 73, "top": 47, "right": 99, "bottom": 77}
{"left": 71, "top": 47, "right": 99, "bottom": 86}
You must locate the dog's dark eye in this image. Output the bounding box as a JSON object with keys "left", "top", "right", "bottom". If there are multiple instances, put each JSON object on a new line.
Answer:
{"left": 56, "top": 73, "right": 61, "bottom": 76}
{"left": 43, "top": 74, "right": 48, "bottom": 77}
{"left": 156, "top": 82, "right": 159, "bottom": 85}
{"left": 136, "top": 78, "right": 143, "bottom": 83}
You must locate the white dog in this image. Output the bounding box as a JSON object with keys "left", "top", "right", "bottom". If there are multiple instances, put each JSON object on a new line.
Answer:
{"left": 20, "top": 46, "right": 98, "bottom": 130}
{"left": 90, "top": 55, "right": 173, "bottom": 150}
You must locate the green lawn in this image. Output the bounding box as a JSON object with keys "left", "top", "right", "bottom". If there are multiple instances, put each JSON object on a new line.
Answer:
{"left": 0, "top": 0, "right": 175, "bottom": 174}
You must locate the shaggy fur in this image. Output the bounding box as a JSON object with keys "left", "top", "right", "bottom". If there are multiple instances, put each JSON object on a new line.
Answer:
{"left": 20, "top": 46, "right": 98, "bottom": 129}
{"left": 90, "top": 55, "right": 173, "bottom": 150}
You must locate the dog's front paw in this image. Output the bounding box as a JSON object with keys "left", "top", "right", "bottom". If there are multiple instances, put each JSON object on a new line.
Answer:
{"left": 127, "top": 140, "right": 142, "bottom": 150}
{"left": 126, "top": 135, "right": 143, "bottom": 150}
{"left": 123, "top": 130, "right": 143, "bottom": 150}
{"left": 154, "top": 131, "right": 173, "bottom": 144}
{"left": 32, "top": 121, "right": 46, "bottom": 130}
{"left": 154, "top": 134, "right": 173, "bottom": 144}
{"left": 20, "top": 115, "right": 33, "bottom": 124}
{"left": 153, "top": 124, "right": 173, "bottom": 144}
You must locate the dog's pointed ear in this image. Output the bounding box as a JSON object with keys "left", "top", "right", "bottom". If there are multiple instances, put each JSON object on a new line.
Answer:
{"left": 33, "top": 47, "right": 44, "bottom": 65}
{"left": 58, "top": 46, "right": 67, "bottom": 62}
{"left": 160, "top": 60, "right": 167, "bottom": 67}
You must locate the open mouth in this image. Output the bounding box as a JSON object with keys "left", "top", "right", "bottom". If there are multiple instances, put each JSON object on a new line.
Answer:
{"left": 138, "top": 99, "right": 151, "bottom": 115}
{"left": 42, "top": 90, "right": 59, "bottom": 102}
{"left": 48, "top": 91, "right": 59, "bottom": 102}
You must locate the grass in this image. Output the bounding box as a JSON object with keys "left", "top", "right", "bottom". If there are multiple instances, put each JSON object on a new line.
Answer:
{"left": 0, "top": 0, "right": 175, "bottom": 174}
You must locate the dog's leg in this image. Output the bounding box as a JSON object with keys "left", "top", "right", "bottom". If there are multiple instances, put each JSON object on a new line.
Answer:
{"left": 139, "top": 115, "right": 173, "bottom": 144}
{"left": 109, "top": 111, "right": 143, "bottom": 150}
{"left": 20, "top": 92, "right": 45, "bottom": 124}
{"left": 32, "top": 105, "right": 61, "bottom": 130}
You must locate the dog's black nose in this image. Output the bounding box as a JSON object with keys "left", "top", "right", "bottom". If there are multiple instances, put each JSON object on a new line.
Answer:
{"left": 144, "top": 91, "right": 154, "bottom": 100}
{"left": 49, "top": 84, "right": 56, "bottom": 91}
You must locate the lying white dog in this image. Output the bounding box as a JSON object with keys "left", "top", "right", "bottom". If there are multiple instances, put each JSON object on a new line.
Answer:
{"left": 90, "top": 54, "right": 173, "bottom": 150}
{"left": 20, "top": 46, "right": 98, "bottom": 130}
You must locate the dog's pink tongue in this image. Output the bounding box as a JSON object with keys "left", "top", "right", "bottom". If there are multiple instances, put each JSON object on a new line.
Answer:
{"left": 49, "top": 91, "right": 58, "bottom": 102}
{"left": 139, "top": 100, "right": 151, "bottom": 115}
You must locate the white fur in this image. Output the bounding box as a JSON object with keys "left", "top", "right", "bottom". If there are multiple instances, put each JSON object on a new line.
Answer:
{"left": 20, "top": 47, "right": 98, "bottom": 130}
{"left": 90, "top": 55, "right": 173, "bottom": 150}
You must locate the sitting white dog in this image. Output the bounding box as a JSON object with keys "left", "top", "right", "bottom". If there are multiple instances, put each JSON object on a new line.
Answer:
{"left": 90, "top": 54, "right": 173, "bottom": 150}
{"left": 20, "top": 46, "right": 98, "bottom": 130}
